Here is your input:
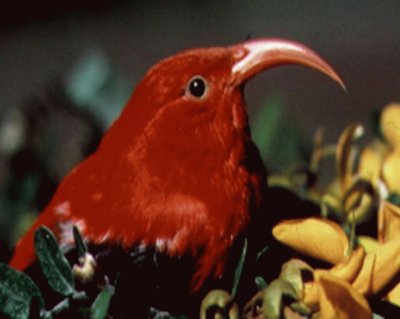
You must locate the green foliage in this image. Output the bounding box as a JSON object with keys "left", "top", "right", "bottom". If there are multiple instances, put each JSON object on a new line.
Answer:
{"left": 2, "top": 173, "right": 40, "bottom": 247}
{"left": 0, "top": 50, "right": 133, "bottom": 254}
{"left": 251, "top": 96, "right": 309, "bottom": 172}
{"left": 0, "top": 226, "right": 118, "bottom": 319}
{"left": 90, "top": 285, "right": 115, "bottom": 319}
{"left": 251, "top": 96, "right": 284, "bottom": 160}
{"left": 256, "top": 245, "right": 269, "bottom": 262}
{"left": 65, "top": 51, "right": 133, "bottom": 129}
{"left": 231, "top": 238, "right": 247, "bottom": 298}
{"left": 0, "top": 264, "right": 44, "bottom": 319}
{"left": 34, "top": 227, "right": 75, "bottom": 296}
{"left": 255, "top": 276, "right": 267, "bottom": 290}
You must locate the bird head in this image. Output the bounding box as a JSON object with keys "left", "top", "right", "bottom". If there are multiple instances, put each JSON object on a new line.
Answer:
{"left": 105, "top": 38, "right": 344, "bottom": 159}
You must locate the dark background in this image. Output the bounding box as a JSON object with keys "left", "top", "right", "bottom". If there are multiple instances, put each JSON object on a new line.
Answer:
{"left": 1, "top": 1, "right": 400, "bottom": 137}
{"left": 0, "top": 1, "right": 399, "bottom": 256}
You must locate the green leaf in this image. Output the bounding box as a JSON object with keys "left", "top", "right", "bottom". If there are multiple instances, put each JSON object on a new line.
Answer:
{"left": 34, "top": 226, "right": 74, "bottom": 296}
{"left": 73, "top": 226, "right": 88, "bottom": 258}
{"left": 90, "top": 285, "right": 115, "bottom": 319}
{"left": 256, "top": 245, "right": 269, "bottom": 262}
{"left": 149, "top": 307, "right": 189, "bottom": 319}
{"left": 255, "top": 276, "right": 267, "bottom": 290}
{"left": 47, "top": 298, "right": 70, "bottom": 317}
{"left": 0, "top": 263, "right": 44, "bottom": 319}
{"left": 231, "top": 238, "right": 247, "bottom": 298}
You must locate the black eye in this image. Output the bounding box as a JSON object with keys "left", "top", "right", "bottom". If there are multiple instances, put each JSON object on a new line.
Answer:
{"left": 187, "top": 76, "right": 207, "bottom": 98}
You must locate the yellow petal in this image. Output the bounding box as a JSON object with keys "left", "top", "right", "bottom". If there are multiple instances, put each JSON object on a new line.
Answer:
{"left": 304, "top": 276, "right": 325, "bottom": 311}
{"left": 330, "top": 246, "right": 366, "bottom": 283}
{"left": 358, "top": 147, "right": 382, "bottom": 186}
{"left": 352, "top": 239, "right": 400, "bottom": 296}
{"left": 380, "top": 102, "right": 400, "bottom": 149}
{"left": 358, "top": 236, "right": 379, "bottom": 254}
{"left": 316, "top": 271, "right": 372, "bottom": 319}
{"left": 378, "top": 200, "right": 400, "bottom": 243}
{"left": 272, "top": 218, "right": 349, "bottom": 264}
{"left": 387, "top": 282, "right": 400, "bottom": 307}
{"left": 303, "top": 248, "right": 365, "bottom": 311}
{"left": 336, "top": 123, "right": 364, "bottom": 193}
{"left": 382, "top": 151, "right": 400, "bottom": 194}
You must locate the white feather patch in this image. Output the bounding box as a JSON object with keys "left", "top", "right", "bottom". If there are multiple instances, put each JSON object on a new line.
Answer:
{"left": 54, "top": 201, "right": 71, "bottom": 217}
{"left": 59, "top": 219, "right": 87, "bottom": 249}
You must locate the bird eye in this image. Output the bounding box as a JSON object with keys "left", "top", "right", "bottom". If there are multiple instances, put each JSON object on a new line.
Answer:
{"left": 187, "top": 76, "right": 207, "bottom": 98}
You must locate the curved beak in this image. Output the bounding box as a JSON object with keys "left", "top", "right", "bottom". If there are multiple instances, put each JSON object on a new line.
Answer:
{"left": 230, "top": 38, "right": 345, "bottom": 90}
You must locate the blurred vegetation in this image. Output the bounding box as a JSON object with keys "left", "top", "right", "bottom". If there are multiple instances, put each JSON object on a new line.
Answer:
{"left": 0, "top": 51, "right": 132, "bottom": 260}
{"left": 251, "top": 95, "right": 310, "bottom": 173}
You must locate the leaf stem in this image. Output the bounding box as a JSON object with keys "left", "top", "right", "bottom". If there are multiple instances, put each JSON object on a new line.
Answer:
{"left": 49, "top": 298, "right": 70, "bottom": 315}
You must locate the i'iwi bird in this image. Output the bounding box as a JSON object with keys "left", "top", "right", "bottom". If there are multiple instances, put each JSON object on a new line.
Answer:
{"left": 9, "top": 38, "right": 344, "bottom": 317}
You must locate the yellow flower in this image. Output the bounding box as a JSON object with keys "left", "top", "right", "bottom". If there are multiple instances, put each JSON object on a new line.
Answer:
{"left": 320, "top": 123, "right": 378, "bottom": 225}
{"left": 380, "top": 103, "right": 400, "bottom": 194}
{"left": 251, "top": 103, "right": 400, "bottom": 317}
{"left": 378, "top": 200, "right": 400, "bottom": 243}
{"left": 315, "top": 271, "right": 372, "bottom": 319}
{"left": 273, "top": 214, "right": 400, "bottom": 308}
{"left": 376, "top": 199, "right": 400, "bottom": 305}
{"left": 352, "top": 238, "right": 400, "bottom": 296}
{"left": 272, "top": 218, "right": 350, "bottom": 264}
{"left": 358, "top": 140, "right": 387, "bottom": 188}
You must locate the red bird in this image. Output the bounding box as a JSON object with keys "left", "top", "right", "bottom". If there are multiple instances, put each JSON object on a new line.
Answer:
{"left": 10, "top": 39, "right": 343, "bottom": 294}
